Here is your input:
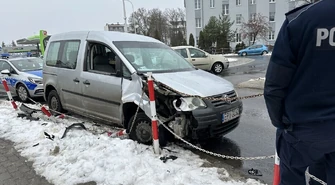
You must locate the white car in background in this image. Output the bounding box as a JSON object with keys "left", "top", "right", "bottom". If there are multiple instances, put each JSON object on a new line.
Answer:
{"left": 172, "top": 46, "right": 229, "bottom": 75}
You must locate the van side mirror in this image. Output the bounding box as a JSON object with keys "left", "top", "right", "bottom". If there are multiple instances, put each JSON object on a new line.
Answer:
{"left": 1, "top": 69, "right": 11, "bottom": 76}
{"left": 115, "top": 56, "right": 123, "bottom": 77}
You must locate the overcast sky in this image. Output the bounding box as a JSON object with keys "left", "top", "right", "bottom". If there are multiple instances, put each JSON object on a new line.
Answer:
{"left": 1, "top": 0, "right": 184, "bottom": 44}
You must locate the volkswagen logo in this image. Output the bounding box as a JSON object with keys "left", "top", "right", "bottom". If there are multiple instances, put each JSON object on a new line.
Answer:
{"left": 224, "top": 94, "right": 231, "bottom": 104}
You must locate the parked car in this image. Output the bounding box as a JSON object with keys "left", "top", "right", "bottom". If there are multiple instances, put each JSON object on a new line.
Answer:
{"left": 237, "top": 44, "right": 268, "bottom": 56}
{"left": 171, "top": 46, "right": 229, "bottom": 75}
{"left": 43, "top": 31, "right": 243, "bottom": 145}
{"left": 0, "top": 57, "right": 44, "bottom": 102}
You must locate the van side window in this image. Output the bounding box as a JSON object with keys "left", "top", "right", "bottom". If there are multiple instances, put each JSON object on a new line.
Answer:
{"left": 46, "top": 42, "right": 61, "bottom": 66}
{"left": 86, "top": 42, "right": 117, "bottom": 75}
{"left": 60, "top": 41, "right": 80, "bottom": 69}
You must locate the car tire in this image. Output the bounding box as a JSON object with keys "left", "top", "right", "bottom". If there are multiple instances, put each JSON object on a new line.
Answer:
{"left": 128, "top": 112, "right": 168, "bottom": 146}
{"left": 242, "top": 52, "right": 247, "bottom": 57}
{"left": 47, "top": 90, "right": 64, "bottom": 113}
{"left": 129, "top": 112, "right": 153, "bottom": 145}
{"left": 212, "top": 62, "right": 224, "bottom": 75}
{"left": 16, "top": 84, "right": 30, "bottom": 103}
{"left": 261, "top": 51, "right": 268, "bottom": 55}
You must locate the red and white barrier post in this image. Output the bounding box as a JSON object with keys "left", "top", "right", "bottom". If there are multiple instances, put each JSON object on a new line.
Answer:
{"left": 1, "top": 76, "right": 18, "bottom": 110}
{"left": 273, "top": 150, "right": 280, "bottom": 185}
{"left": 147, "top": 72, "right": 160, "bottom": 154}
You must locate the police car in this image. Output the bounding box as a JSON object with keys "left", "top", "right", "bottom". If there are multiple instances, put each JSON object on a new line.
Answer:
{"left": 0, "top": 57, "right": 43, "bottom": 102}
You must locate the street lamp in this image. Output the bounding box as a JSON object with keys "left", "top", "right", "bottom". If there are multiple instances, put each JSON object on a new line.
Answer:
{"left": 122, "top": 0, "right": 137, "bottom": 34}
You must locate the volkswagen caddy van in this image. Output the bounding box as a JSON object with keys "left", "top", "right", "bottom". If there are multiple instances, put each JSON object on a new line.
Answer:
{"left": 42, "top": 31, "right": 243, "bottom": 144}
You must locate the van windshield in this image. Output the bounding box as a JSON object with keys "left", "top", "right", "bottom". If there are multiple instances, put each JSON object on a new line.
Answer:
{"left": 113, "top": 41, "right": 195, "bottom": 73}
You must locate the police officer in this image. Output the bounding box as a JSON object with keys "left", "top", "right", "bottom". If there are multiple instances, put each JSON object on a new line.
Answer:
{"left": 264, "top": 0, "right": 335, "bottom": 184}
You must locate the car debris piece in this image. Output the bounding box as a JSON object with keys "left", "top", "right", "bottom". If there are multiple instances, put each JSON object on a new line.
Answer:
{"left": 160, "top": 155, "right": 178, "bottom": 163}
{"left": 61, "top": 123, "right": 87, "bottom": 139}
{"left": 17, "top": 113, "right": 40, "bottom": 121}
{"left": 44, "top": 132, "right": 55, "bottom": 141}
{"left": 248, "top": 168, "right": 263, "bottom": 176}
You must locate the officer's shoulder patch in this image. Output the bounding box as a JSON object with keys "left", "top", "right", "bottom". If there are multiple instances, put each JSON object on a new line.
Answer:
{"left": 285, "top": 3, "right": 313, "bottom": 22}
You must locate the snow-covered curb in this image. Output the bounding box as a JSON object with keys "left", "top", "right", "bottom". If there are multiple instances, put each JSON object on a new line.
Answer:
{"left": 237, "top": 77, "right": 265, "bottom": 90}
{"left": 0, "top": 102, "right": 265, "bottom": 185}
{"left": 223, "top": 52, "right": 272, "bottom": 57}
{"left": 227, "top": 58, "right": 255, "bottom": 68}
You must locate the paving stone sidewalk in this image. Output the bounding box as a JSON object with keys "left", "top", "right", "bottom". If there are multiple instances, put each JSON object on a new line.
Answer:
{"left": 0, "top": 138, "right": 53, "bottom": 185}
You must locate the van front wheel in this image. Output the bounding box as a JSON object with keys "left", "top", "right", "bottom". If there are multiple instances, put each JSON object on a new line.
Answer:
{"left": 129, "top": 112, "right": 153, "bottom": 144}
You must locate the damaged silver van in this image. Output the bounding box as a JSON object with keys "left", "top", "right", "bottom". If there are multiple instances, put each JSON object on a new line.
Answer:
{"left": 42, "top": 31, "right": 243, "bottom": 145}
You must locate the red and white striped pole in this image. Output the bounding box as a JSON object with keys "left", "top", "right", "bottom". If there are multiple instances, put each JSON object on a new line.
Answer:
{"left": 1, "top": 76, "right": 18, "bottom": 110}
{"left": 147, "top": 72, "right": 160, "bottom": 154}
{"left": 273, "top": 150, "right": 280, "bottom": 185}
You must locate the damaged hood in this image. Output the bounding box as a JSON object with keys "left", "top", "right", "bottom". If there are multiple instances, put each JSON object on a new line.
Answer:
{"left": 152, "top": 69, "right": 234, "bottom": 97}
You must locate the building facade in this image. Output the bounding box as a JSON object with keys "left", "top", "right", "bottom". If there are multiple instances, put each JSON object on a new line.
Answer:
{"left": 185, "top": 0, "right": 308, "bottom": 49}
{"left": 104, "top": 23, "right": 130, "bottom": 32}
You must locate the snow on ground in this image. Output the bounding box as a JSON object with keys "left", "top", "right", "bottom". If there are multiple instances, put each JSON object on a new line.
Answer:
{"left": 227, "top": 58, "right": 238, "bottom": 62}
{"left": 237, "top": 77, "right": 265, "bottom": 90}
{"left": 223, "top": 52, "right": 272, "bottom": 57}
{"left": 0, "top": 101, "right": 266, "bottom": 185}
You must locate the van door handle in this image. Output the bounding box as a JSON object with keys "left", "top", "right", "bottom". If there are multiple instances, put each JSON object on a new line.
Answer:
{"left": 192, "top": 59, "right": 196, "bottom": 61}
{"left": 73, "top": 78, "right": 80, "bottom": 83}
{"left": 83, "top": 80, "right": 90, "bottom": 85}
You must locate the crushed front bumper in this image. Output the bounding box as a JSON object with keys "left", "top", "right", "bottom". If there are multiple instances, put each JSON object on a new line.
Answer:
{"left": 190, "top": 95, "right": 243, "bottom": 140}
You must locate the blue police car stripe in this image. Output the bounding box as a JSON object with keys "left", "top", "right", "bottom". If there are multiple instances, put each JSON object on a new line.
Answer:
{"left": 0, "top": 78, "right": 37, "bottom": 90}
{"left": 25, "top": 70, "right": 43, "bottom": 78}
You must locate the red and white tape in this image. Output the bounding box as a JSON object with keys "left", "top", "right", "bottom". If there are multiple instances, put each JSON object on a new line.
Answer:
{"left": 1, "top": 77, "right": 18, "bottom": 110}
{"left": 107, "top": 129, "right": 127, "bottom": 138}
{"left": 147, "top": 72, "right": 160, "bottom": 154}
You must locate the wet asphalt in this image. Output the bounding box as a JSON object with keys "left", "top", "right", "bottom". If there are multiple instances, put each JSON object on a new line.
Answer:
{"left": 194, "top": 55, "right": 275, "bottom": 184}
{"left": 0, "top": 55, "right": 274, "bottom": 184}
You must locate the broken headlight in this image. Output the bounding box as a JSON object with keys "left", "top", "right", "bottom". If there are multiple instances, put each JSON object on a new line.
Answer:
{"left": 173, "top": 97, "right": 207, "bottom": 111}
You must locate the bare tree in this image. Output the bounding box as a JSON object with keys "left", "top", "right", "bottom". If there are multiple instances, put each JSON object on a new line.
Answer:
{"left": 240, "top": 13, "right": 271, "bottom": 45}
{"left": 128, "top": 8, "right": 151, "bottom": 35}
{"left": 147, "top": 8, "right": 169, "bottom": 43}
{"left": 1, "top": 41, "right": 5, "bottom": 47}
{"left": 165, "top": 8, "right": 186, "bottom": 46}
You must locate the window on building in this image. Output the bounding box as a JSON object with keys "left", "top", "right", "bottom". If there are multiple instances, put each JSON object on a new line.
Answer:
{"left": 210, "top": 0, "right": 215, "bottom": 8}
{"left": 236, "top": 0, "right": 241, "bottom": 5}
{"left": 269, "top": 0, "right": 275, "bottom": 2}
{"left": 251, "top": 0, "right": 256, "bottom": 4}
{"left": 268, "top": 31, "right": 275, "bottom": 40}
{"left": 46, "top": 42, "right": 61, "bottom": 67}
{"left": 236, "top": 33, "right": 242, "bottom": 42}
{"left": 195, "top": 0, "right": 201, "bottom": 9}
{"left": 250, "top": 13, "right": 256, "bottom": 21}
{"left": 223, "top": 4, "right": 229, "bottom": 15}
{"left": 196, "top": 18, "right": 202, "bottom": 28}
{"left": 269, "top": 12, "right": 275, "bottom": 22}
{"left": 236, "top": 14, "right": 242, "bottom": 24}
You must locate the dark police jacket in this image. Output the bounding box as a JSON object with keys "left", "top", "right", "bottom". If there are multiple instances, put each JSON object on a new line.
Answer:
{"left": 264, "top": 0, "right": 335, "bottom": 128}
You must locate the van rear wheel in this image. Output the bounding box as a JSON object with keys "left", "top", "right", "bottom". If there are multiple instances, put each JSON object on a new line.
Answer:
{"left": 47, "top": 90, "right": 64, "bottom": 113}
